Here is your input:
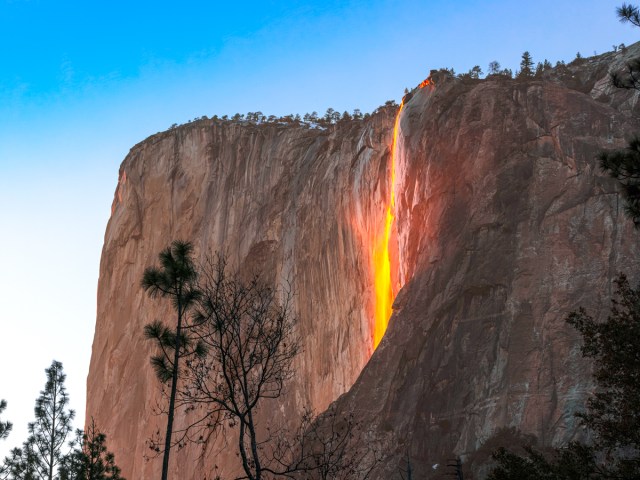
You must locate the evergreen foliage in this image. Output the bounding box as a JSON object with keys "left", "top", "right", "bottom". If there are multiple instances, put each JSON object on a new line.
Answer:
{"left": 142, "top": 240, "right": 204, "bottom": 480}
{"left": 612, "top": 4, "right": 640, "bottom": 89}
{"left": 460, "top": 65, "right": 483, "bottom": 79}
{"left": 488, "top": 275, "right": 640, "bottom": 478}
{"left": 1, "top": 446, "right": 39, "bottom": 480}
{"left": 58, "top": 419, "right": 124, "bottom": 480}
{"left": 2, "top": 362, "right": 75, "bottom": 480}
{"left": 29, "top": 361, "right": 75, "bottom": 480}
{"left": 600, "top": 136, "right": 640, "bottom": 227}
{"left": 517, "top": 51, "right": 534, "bottom": 77}
{"left": 488, "top": 60, "right": 501, "bottom": 75}
{"left": 567, "top": 275, "right": 640, "bottom": 475}
{"left": 601, "top": 5, "right": 640, "bottom": 224}
{"left": 618, "top": 2, "right": 640, "bottom": 26}
{"left": 0, "top": 401, "right": 11, "bottom": 441}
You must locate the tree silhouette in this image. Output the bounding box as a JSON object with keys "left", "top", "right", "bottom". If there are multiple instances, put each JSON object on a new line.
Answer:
{"left": 599, "top": 137, "right": 640, "bottom": 228}
{"left": 517, "top": 51, "right": 534, "bottom": 78}
{"left": 600, "top": 4, "right": 640, "bottom": 225}
{"left": 142, "top": 240, "right": 204, "bottom": 480}
{"left": 59, "top": 419, "right": 124, "bottom": 480}
{"left": 612, "top": 4, "right": 640, "bottom": 89}
{"left": 488, "top": 61, "right": 501, "bottom": 75}
{"left": 488, "top": 276, "right": 640, "bottom": 478}
{"left": 619, "top": 2, "right": 640, "bottom": 26}
{"left": 1, "top": 445, "right": 39, "bottom": 480}
{"left": 279, "top": 409, "right": 381, "bottom": 480}
{"left": 28, "top": 361, "right": 75, "bottom": 480}
{"left": 0, "top": 400, "right": 11, "bottom": 441}
{"left": 181, "top": 255, "right": 299, "bottom": 480}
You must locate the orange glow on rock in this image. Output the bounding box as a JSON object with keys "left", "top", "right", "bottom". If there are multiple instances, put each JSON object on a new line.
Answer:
{"left": 418, "top": 78, "right": 432, "bottom": 89}
{"left": 372, "top": 100, "right": 404, "bottom": 349}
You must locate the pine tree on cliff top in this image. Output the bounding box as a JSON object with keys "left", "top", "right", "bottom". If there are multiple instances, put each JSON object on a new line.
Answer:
{"left": 517, "top": 51, "right": 534, "bottom": 78}
{"left": 141, "top": 240, "right": 205, "bottom": 480}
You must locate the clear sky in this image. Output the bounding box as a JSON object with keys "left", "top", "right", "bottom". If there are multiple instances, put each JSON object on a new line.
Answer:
{"left": 0, "top": 0, "right": 637, "bottom": 461}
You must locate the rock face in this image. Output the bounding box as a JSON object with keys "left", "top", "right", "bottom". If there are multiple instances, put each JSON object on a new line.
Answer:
{"left": 88, "top": 107, "right": 398, "bottom": 479}
{"left": 88, "top": 46, "right": 640, "bottom": 479}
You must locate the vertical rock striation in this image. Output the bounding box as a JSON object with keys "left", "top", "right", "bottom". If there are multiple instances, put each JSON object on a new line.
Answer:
{"left": 88, "top": 46, "right": 640, "bottom": 478}
{"left": 331, "top": 48, "right": 640, "bottom": 477}
{"left": 88, "top": 111, "right": 398, "bottom": 479}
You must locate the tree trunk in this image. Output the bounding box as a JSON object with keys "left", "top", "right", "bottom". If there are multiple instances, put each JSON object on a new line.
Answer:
{"left": 238, "top": 419, "right": 255, "bottom": 480}
{"left": 161, "top": 300, "right": 182, "bottom": 480}
{"left": 247, "top": 409, "right": 262, "bottom": 480}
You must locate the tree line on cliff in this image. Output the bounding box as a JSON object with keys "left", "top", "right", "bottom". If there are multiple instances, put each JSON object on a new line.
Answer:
{"left": 171, "top": 107, "right": 372, "bottom": 131}
{"left": 0, "top": 361, "right": 124, "bottom": 480}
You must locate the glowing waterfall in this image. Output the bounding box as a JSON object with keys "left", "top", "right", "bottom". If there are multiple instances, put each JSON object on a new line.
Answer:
{"left": 372, "top": 79, "right": 432, "bottom": 350}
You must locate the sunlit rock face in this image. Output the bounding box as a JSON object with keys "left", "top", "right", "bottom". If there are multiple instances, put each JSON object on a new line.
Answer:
{"left": 88, "top": 45, "right": 640, "bottom": 479}
{"left": 330, "top": 47, "right": 640, "bottom": 477}
{"left": 88, "top": 111, "right": 398, "bottom": 479}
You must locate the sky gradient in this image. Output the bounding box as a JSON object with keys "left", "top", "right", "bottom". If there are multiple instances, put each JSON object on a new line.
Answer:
{"left": 0, "top": 0, "right": 638, "bottom": 461}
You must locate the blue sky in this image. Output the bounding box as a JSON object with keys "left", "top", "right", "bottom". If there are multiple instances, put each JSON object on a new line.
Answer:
{"left": 0, "top": 0, "right": 638, "bottom": 460}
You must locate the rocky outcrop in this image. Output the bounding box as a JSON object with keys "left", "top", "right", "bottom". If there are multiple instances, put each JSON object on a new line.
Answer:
{"left": 88, "top": 46, "right": 640, "bottom": 479}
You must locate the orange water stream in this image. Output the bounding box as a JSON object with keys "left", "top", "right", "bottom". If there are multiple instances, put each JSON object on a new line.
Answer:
{"left": 372, "top": 79, "right": 432, "bottom": 350}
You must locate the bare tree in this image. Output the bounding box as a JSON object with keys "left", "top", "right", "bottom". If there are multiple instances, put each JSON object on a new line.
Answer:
{"left": 272, "top": 408, "right": 381, "bottom": 480}
{"left": 170, "top": 255, "right": 382, "bottom": 480}
{"left": 181, "top": 255, "right": 299, "bottom": 480}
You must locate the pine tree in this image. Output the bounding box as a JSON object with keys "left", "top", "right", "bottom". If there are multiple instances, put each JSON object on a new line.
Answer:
{"left": 488, "top": 276, "right": 640, "bottom": 479}
{"left": 468, "top": 65, "right": 483, "bottom": 79}
{"left": 27, "top": 361, "right": 75, "bottom": 480}
{"left": 323, "top": 108, "right": 335, "bottom": 123}
{"left": 1, "top": 445, "right": 39, "bottom": 480}
{"left": 0, "top": 400, "right": 11, "bottom": 441}
{"left": 599, "top": 136, "right": 640, "bottom": 227}
{"left": 142, "top": 240, "right": 203, "bottom": 480}
{"left": 58, "top": 419, "right": 124, "bottom": 480}
{"left": 619, "top": 2, "right": 640, "bottom": 26}
{"left": 566, "top": 275, "right": 640, "bottom": 476}
{"left": 612, "top": 4, "right": 640, "bottom": 89}
{"left": 517, "top": 51, "right": 534, "bottom": 78}
{"left": 602, "top": 4, "right": 640, "bottom": 215}
{"left": 1, "top": 363, "right": 74, "bottom": 480}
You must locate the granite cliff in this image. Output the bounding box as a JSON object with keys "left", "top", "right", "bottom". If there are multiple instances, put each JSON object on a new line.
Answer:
{"left": 88, "top": 45, "right": 640, "bottom": 479}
